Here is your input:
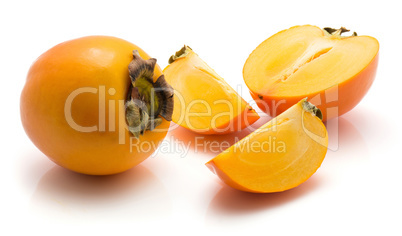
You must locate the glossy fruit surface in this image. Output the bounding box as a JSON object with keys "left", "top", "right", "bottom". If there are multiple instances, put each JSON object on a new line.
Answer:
{"left": 206, "top": 99, "right": 328, "bottom": 193}
{"left": 243, "top": 25, "right": 379, "bottom": 121}
{"left": 21, "top": 36, "right": 169, "bottom": 175}
{"left": 164, "top": 46, "right": 259, "bottom": 134}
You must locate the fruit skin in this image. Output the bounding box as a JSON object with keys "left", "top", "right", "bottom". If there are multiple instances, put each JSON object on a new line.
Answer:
{"left": 243, "top": 25, "right": 379, "bottom": 121}
{"left": 164, "top": 46, "right": 259, "bottom": 135}
{"left": 249, "top": 54, "right": 379, "bottom": 121}
{"left": 206, "top": 99, "right": 328, "bottom": 193}
{"left": 21, "top": 36, "right": 169, "bottom": 175}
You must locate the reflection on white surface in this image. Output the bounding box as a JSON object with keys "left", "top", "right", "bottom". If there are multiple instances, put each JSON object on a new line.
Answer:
{"left": 30, "top": 164, "right": 171, "bottom": 222}
{"left": 168, "top": 113, "right": 272, "bottom": 157}
{"left": 207, "top": 175, "right": 322, "bottom": 217}
{"left": 328, "top": 116, "right": 368, "bottom": 156}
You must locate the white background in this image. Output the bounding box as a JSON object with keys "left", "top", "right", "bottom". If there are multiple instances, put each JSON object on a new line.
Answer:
{"left": 1, "top": 0, "right": 401, "bottom": 235}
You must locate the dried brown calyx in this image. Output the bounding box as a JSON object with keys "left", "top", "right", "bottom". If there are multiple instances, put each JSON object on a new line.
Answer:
{"left": 323, "top": 27, "right": 358, "bottom": 38}
{"left": 125, "top": 50, "right": 174, "bottom": 138}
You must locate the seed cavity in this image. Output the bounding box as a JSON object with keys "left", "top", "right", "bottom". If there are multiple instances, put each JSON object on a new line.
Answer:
{"left": 281, "top": 46, "right": 333, "bottom": 81}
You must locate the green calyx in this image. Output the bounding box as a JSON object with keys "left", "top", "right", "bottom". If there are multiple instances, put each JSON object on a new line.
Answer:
{"left": 323, "top": 27, "right": 357, "bottom": 38}
{"left": 125, "top": 50, "right": 174, "bottom": 138}
{"left": 168, "top": 45, "right": 192, "bottom": 64}
{"left": 301, "top": 98, "right": 323, "bottom": 121}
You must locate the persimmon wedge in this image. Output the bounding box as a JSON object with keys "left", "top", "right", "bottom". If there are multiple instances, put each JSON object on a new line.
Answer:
{"left": 243, "top": 25, "right": 379, "bottom": 121}
{"left": 163, "top": 46, "right": 259, "bottom": 134}
{"left": 206, "top": 98, "right": 328, "bottom": 193}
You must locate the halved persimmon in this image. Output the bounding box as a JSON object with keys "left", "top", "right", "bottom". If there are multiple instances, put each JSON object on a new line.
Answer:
{"left": 243, "top": 25, "right": 379, "bottom": 121}
{"left": 163, "top": 46, "right": 259, "bottom": 134}
{"left": 206, "top": 98, "right": 328, "bottom": 193}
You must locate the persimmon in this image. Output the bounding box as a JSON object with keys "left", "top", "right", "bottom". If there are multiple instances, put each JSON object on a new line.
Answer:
{"left": 163, "top": 46, "right": 259, "bottom": 134}
{"left": 206, "top": 98, "right": 328, "bottom": 193}
{"left": 243, "top": 25, "right": 379, "bottom": 121}
{"left": 20, "top": 36, "right": 173, "bottom": 175}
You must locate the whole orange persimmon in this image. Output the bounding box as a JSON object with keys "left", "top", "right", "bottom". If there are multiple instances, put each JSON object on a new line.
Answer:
{"left": 21, "top": 36, "right": 173, "bottom": 175}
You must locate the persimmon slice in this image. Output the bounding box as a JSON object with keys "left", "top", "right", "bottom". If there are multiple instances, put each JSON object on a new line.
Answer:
{"left": 164, "top": 46, "right": 259, "bottom": 134}
{"left": 206, "top": 99, "right": 328, "bottom": 193}
{"left": 243, "top": 25, "right": 379, "bottom": 121}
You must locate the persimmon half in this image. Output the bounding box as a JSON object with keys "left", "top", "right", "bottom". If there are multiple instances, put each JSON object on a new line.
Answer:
{"left": 206, "top": 98, "right": 328, "bottom": 193}
{"left": 243, "top": 25, "right": 379, "bottom": 121}
{"left": 20, "top": 36, "right": 173, "bottom": 175}
{"left": 163, "top": 46, "right": 259, "bottom": 134}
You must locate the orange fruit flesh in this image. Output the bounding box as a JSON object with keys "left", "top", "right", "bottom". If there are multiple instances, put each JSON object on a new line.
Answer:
{"left": 206, "top": 99, "right": 328, "bottom": 193}
{"left": 243, "top": 25, "right": 379, "bottom": 120}
{"left": 164, "top": 48, "right": 259, "bottom": 134}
